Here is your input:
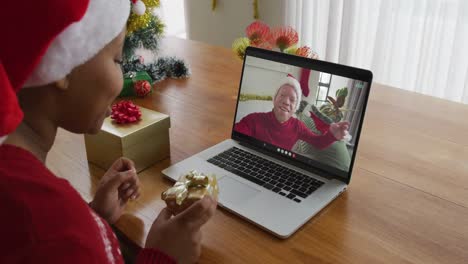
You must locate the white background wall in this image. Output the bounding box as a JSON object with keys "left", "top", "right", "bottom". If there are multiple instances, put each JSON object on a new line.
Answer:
{"left": 184, "top": 0, "right": 285, "bottom": 48}
{"left": 159, "top": 0, "right": 186, "bottom": 38}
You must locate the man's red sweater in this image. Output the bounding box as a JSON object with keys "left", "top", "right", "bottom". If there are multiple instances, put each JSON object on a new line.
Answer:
{"left": 0, "top": 144, "right": 175, "bottom": 264}
{"left": 234, "top": 111, "right": 337, "bottom": 150}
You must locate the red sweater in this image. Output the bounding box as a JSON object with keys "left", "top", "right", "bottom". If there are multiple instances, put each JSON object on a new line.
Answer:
{"left": 234, "top": 111, "right": 337, "bottom": 150}
{"left": 0, "top": 144, "right": 175, "bottom": 264}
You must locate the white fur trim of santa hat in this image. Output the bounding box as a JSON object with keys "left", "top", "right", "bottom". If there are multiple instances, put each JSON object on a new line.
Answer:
{"left": 24, "top": 0, "right": 130, "bottom": 87}
{"left": 274, "top": 74, "right": 302, "bottom": 110}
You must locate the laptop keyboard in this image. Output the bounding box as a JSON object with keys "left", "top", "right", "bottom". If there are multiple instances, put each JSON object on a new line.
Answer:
{"left": 207, "top": 147, "right": 324, "bottom": 203}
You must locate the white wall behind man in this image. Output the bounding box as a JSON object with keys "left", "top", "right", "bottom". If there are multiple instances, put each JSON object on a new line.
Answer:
{"left": 241, "top": 56, "right": 320, "bottom": 105}
{"left": 329, "top": 75, "right": 349, "bottom": 98}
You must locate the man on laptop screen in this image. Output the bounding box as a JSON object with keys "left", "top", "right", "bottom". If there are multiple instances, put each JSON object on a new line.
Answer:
{"left": 234, "top": 74, "right": 349, "bottom": 151}
{"left": 233, "top": 55, "right": 366, "bottom": 175}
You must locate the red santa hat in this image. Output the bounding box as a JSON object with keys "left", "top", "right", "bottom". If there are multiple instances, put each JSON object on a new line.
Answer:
{"left": 274, "top": 74, "right": 302, "bottom": 110}
{"left": 0, "top": 0, "right": 130, "bottom": 143}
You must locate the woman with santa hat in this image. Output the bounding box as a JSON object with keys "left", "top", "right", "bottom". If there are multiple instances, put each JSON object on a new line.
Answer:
{"left": 0, "top": 1, "right": 216, "bottom": 263}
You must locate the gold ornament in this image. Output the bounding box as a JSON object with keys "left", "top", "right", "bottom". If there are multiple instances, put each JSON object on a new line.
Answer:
{"left": 253, "top": 0, "right": 259, "bottom": 19}
{"left": 212, "top": 0, "right": 217, "bottom": 11}
{"left": 210, "top": 0, "right": 259, "bottom": 19}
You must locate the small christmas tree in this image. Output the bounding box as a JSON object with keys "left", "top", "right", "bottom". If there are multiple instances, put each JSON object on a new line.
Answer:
{"left": 122, "top": 0, "right": 190, "bottom": 95}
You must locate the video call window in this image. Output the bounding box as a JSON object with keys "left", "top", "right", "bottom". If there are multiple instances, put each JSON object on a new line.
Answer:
{"left": 234, "top": 56, "right": 369, "bottom": 177}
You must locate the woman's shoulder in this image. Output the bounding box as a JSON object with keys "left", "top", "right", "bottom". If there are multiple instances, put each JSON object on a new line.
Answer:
{"left": 0, "top": 144, "right": 72, "bottom": 195}
{"left": 0, "top": 144, "right": 96, "bottom": 241}
{"left": 0, "top": 144, "right": 53, "bottom": 180}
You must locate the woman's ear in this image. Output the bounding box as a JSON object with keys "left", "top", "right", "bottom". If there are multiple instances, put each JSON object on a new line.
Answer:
{"left": 54, "top": 76, "right": 70, "bottom": 90}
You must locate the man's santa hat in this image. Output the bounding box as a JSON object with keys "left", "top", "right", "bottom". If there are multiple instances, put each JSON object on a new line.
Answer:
{"left": 0, "top": 0, "right": 131, "bottom": 143}
{"left": 274, "top": 74, "right": 302, "bottom": 110}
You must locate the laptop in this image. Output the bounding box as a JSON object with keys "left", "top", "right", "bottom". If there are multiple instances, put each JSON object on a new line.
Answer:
{"left": 162, "top": 46, "right": 373, "bottom": 238}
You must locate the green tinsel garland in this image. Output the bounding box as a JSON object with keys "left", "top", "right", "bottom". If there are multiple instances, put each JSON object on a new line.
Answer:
{"left": 122, "top": 57, "right": 191, "bottom": 83}
{"left": 123, "top": 17, "right": 165, "bottom": 61}
{"left": 123, "top": 0, "right": 190, "bottom": 86}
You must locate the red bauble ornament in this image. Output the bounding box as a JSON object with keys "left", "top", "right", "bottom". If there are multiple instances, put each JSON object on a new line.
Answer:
{"left": 134, "top": 80, "right": 151, "bottom": 97}
{"left": 111, "top": 100, "right": 142, "bottom": 124}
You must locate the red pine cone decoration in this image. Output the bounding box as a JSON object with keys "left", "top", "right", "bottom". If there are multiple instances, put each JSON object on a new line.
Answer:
{"left": 111, "top": 100, "right": 142, "bottom": 124}
{"left": 134, "top": 80, "right": 151, "bottom": 97}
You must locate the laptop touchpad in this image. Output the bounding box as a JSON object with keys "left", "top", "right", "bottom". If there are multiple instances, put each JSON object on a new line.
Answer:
{"left": 218, "top": 176, "right": 260, "bottom": 205}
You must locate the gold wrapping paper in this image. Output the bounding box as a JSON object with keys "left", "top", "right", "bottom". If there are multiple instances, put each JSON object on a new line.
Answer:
{"left": 84, "top": 107, "right": 170, "bottom": 173}
{"left": 162, "top": 170, "right": 219, "bottom": 214}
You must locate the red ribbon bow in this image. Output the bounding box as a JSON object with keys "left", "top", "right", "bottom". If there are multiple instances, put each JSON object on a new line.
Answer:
{"left": 111, "top": 100, "right": 142, "bottom": 124}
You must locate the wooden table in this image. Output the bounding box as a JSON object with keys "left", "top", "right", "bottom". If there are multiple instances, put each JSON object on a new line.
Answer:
{"left": 47, "top": 37, "right": 468, "bottom": 263}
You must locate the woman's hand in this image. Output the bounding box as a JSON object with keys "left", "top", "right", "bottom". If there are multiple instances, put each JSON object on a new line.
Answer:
{"left": 329, "top": 121, "right": 350, "bottom": 140}
{"left": 90, "top": 157, "right": 140, "bottom": 224}
{"left": 145, "top": 196, "right": 217, "bottom": 264}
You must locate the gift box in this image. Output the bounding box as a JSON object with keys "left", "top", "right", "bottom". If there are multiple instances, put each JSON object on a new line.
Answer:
{"left": 119, "top": 71, "right": 152, "bottom": 97}
{"left": 84, "top": 106, "right": 170, "bottom": 172}
{"left": 162, "top": 170, "right": 219, "bottom": 215}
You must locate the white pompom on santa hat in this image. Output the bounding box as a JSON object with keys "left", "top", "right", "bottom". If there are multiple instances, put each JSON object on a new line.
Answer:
{"left": 273, "top": 74, "right": 302, "bottom": 110}
{"left": 0, "top": 0, "right": 131, "bottom": 144}
{"left": 131, "top": 0, "right": 146, "bottom": 16}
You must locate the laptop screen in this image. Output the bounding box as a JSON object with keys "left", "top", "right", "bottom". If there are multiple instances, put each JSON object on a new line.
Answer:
{"left": 232, "top": 48, "right": 372, "bottom": 181}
